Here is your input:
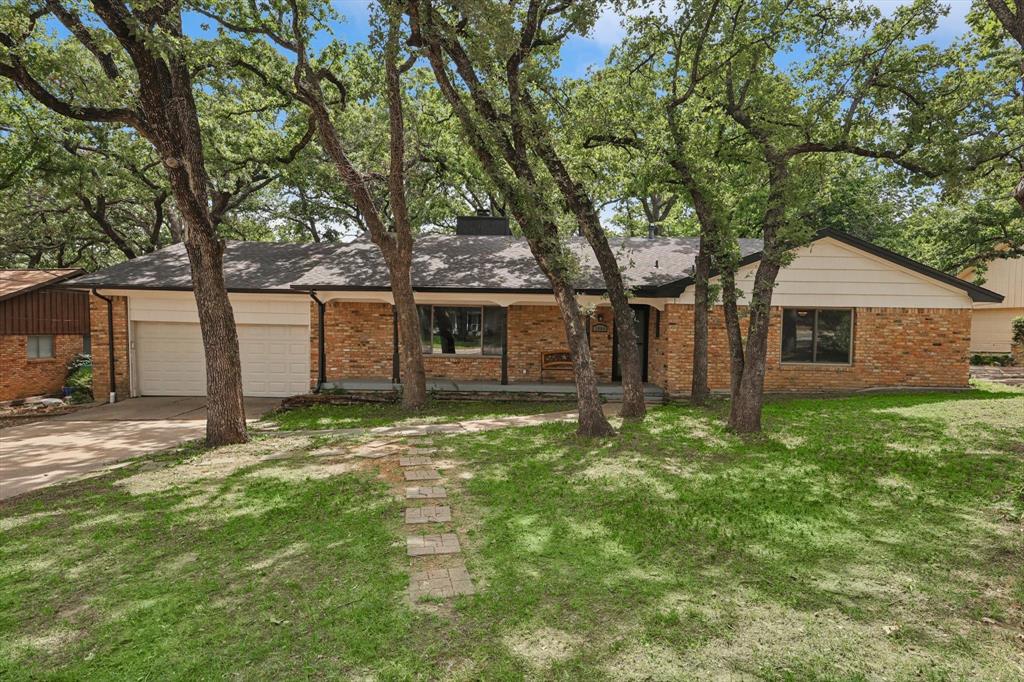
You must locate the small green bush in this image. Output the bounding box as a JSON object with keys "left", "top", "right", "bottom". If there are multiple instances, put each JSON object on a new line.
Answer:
{"left": 970, "top": 353, "right": 1013, "bottom": 367}
{"left": 1012, "top": 316, "right": 1024, "bottom": 346}
{"left": 65, "top": 354, "right": 93, "bottom": 403}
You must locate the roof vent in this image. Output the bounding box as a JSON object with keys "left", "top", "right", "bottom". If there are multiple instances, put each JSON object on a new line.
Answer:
{"left": 455, "top": 212, "right": 512, "bottom": 236}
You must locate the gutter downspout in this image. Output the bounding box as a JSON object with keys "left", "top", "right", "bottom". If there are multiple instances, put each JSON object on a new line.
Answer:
{"left": 308, "top": 291, "right": 326, "bottom": 393}
{"left": 91, "top": 289, "right": 117, "bottom": 404}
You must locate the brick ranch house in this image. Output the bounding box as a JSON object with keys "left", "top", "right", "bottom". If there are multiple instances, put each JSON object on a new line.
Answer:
{"left": 1, "top": 269, "right": 91, "bottom": 402}
{"left": 63, "top": 218, "right": 1002, "bottom": 401}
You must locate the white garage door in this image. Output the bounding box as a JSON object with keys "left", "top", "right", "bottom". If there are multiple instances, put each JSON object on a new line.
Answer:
{"left": 134, "top": 322, "right": 310, "bottom": 397}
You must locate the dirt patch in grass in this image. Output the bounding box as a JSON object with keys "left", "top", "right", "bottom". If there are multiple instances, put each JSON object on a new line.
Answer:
{"left": 116, "top": 435, "right": 314, "bottom": 494}
{"left": 575, "top": 457, "right": 678, "bottom": 500}
{"left": 603, "top": 642, "right": 685, "bottom": 681}
{"left": 503, "top": 626, "right": 582, "bottom": 669}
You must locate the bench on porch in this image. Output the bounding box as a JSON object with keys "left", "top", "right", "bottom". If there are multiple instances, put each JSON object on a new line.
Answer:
{"left": 540, "top": 350, "right": 574, "bottom": 383}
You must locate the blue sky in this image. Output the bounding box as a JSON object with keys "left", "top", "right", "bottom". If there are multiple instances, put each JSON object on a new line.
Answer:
{"left": 321, "top": 0, "right": 972, "bottom": 78}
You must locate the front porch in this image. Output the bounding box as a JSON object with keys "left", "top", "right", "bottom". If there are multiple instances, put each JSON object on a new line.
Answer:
{"left": 320, "top": 378, "right": 667, "bottom": 403}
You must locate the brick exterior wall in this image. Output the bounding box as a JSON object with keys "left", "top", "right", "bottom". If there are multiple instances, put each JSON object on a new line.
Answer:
{"left": 320, "top": 302, "right": 619, "bottom": 384}
{"left": 423, "top": 355, "right": 502, "bottom": 381}
{"left": 657, "top": 304, "right": 971, "bottom": 397}
{"left": 0, "top": 333, "right": 87, "bottom": 401}
{"left": 321, "top": 301, "right": 394, "bottom": 380}
{"left": 506, "top": 304, "right": 615, "bottom": 383}
{"left": 120, "top": 297, "right": 968, "bottom": 397}
{"left": 90, "top": 294, "right": 130, "bottom": 400}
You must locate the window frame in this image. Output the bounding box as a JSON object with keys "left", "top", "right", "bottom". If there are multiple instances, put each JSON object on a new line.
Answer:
{"left": 418, "top": 304, "right": 504, "bottom": 358}
{"left": 27, "top": 334, "right": 56, "bottom": 360}
{"left": 780, "top": 307, "right": 854, "bottom": 366}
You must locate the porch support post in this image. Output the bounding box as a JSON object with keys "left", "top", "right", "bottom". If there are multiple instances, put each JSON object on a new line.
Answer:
{"left": 500, "top": 306, "right": 509, "bottom": 385}
{"left": 392, "top": 306, "right": 400, "bottom": 385}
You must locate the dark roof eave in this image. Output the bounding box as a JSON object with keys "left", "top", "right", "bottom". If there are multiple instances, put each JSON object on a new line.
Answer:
{"left": 57, "top": 283, "right": 308, "bottom": 295}
{"left": 651, "top": 228, "right": 1005, "bottom": 303}
{"left": 290, "top": 284, "right": 665, "bottom": 297}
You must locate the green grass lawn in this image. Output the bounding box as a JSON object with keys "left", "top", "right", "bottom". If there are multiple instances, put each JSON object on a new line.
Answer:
{"left": 1, "top": 387, "right": 1022, "bottom": 679}
{"left": 262, "top": 398, "right": 576, "bottom": 431}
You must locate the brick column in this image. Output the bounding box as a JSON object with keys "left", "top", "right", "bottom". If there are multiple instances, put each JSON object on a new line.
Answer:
{"left": 89, "top": 294, "right": 130, "bottom": 401}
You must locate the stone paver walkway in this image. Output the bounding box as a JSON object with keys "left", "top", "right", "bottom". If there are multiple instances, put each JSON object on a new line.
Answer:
{"left": 972, "top": 365, "right": 1024, "bottom": 387}
{"left": 407, "top": 533, "right": 461, "bottom": 556}
{"left": 399, "top": 455, "right": 432, "bottom": 467}
{"left": 408, "top": 566, "right": 475, "bottom": 599}
{"left": 403, "top": 467, "right": 441, "bottom": 481}
{"left": 405, "top": 505, "right": 451, "bottom": 524}
{"left": 309, "top": 405, "right": 616, "bottom": 602}
{"left": 405, "top": 486, "right": 447, "bottom": 499}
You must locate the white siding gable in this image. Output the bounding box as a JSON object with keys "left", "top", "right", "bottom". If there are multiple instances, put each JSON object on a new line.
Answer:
{"left": 960, "top": 255, "right": 1024, "bottom": 310}
{"left": 678, "top": 237, "right": 971, "bottom": 309}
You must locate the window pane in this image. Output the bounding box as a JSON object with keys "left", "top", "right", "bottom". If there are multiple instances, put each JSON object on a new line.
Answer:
{"left": 781, "top": 309, "right": 814, "bottom": 363}
{"left": 83, "top": 334, "right": 91, "bottom": 355}
{"left": 432, "top": 307, "right": 482, "bottom": 355}
{"left": 417, "top": 305, "right": 432, "bottom": 354}
{"left": 815, "top": 309, "right": 852, "bottom": 363}
{"left": 28, "top": 335, "right": 54, "bottom": 359}
{"left": 482, "top": 307, "right": 505, "bottom": 356}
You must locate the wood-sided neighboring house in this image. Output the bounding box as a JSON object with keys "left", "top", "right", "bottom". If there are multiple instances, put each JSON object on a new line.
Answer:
{"left": 63, "top": 217, "right": 1002, "bottom": 401}
{"left": 958, "top": 249, "right": 1024, "bottom": 355}
{"left": 0, "top": 269, "right": 91, "bottom": 402}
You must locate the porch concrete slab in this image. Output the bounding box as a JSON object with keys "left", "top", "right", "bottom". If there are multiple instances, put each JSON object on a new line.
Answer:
{"left": 405, "top": 505, "right": 451, "bottom": 524}
{"left": 407, "top": 533, "right": 461, "bottom": 556}
{"left": 403, "top": 468, "right": 441, "bottom": 481}
{"left": 399, "top": 456, "right": 433, "bottom": 467}
{"left": 405, "top": 486, "right": 447, "bottom": 499}
{"left": 321, "top": 378, "right": 666, "bottom": 400}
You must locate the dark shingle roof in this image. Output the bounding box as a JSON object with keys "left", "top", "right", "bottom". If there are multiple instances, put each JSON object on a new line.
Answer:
{"left": 68, "top": 235, "right": 765, "bottom": 294}
{"left": 69, "top": 242, "right": 340, "bottom": 293}
{"left": 65, "top": 230, "right": 1005, "bottom": 302}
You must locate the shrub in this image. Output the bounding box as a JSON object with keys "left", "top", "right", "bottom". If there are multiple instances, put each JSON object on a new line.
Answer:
{"left": 1012, "top": 316, "right": 1024, "bottom": 346}
{"left": 65, "top": 354, "right": 93, "bottom": 403}
{"left": 970, "top": 353, "right": 1013, "bottom": 367}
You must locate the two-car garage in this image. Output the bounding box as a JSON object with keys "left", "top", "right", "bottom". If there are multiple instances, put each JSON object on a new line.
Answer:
{"left": 127, "top": 293, "right": 311, "bottom": 398}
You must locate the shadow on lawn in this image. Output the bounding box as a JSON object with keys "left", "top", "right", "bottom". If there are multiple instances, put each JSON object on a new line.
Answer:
{"left": 434, "top": 389, "right": 1023, "bottom": 677}
{"left": 0, "top": 441, "right": 413, "bottom": 679}
{"left": 1, "top": 390, "right": 1021, "bottom": 679}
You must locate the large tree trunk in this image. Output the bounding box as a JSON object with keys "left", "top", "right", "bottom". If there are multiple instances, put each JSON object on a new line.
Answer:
{"left": 720, "top": 269, "right": 745, "bottom": 399}
{"left": 154, "top": 19, "right": 248, "bottom": 446}
{"left": 690, "top": 236, "right": 711, "bottom": 405}
{"left": 409, "top": 14, "right": 613, "bottom": 435}
{"left": 529, "top": 128, "right": 645, "bottom": 419}
{"left": 548, "top": 270, "right": 614, "bottom": 437}
{"left": 728, "top": 260, "right": 781, "bottom": 432}
{"left": 726, "top": 161, "right": 788, "bottom": 433}
{"left": 1, "top": 0, "right": 249, "bottom": 445}
{"left": 387, "top": 253, "right": 428, "bottom": 409}
{"left": 299, "top": 77, "right": 428, "bottom": 410}
{"left": 183, "top": 236, "right": 247, "bottom": 444}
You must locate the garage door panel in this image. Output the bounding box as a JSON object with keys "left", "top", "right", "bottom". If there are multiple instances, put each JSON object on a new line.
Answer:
{"left": 135, "top": 321, "right": 309, "bottom": 397}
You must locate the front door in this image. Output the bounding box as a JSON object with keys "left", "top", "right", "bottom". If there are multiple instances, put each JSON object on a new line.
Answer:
{"left": 612, "top": 305, "right": 649, "bottom": 382}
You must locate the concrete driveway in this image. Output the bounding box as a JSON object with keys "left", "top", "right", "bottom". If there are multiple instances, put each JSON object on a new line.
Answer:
{"left": 0, "top": 397, "right": 280, "bottom": 501}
